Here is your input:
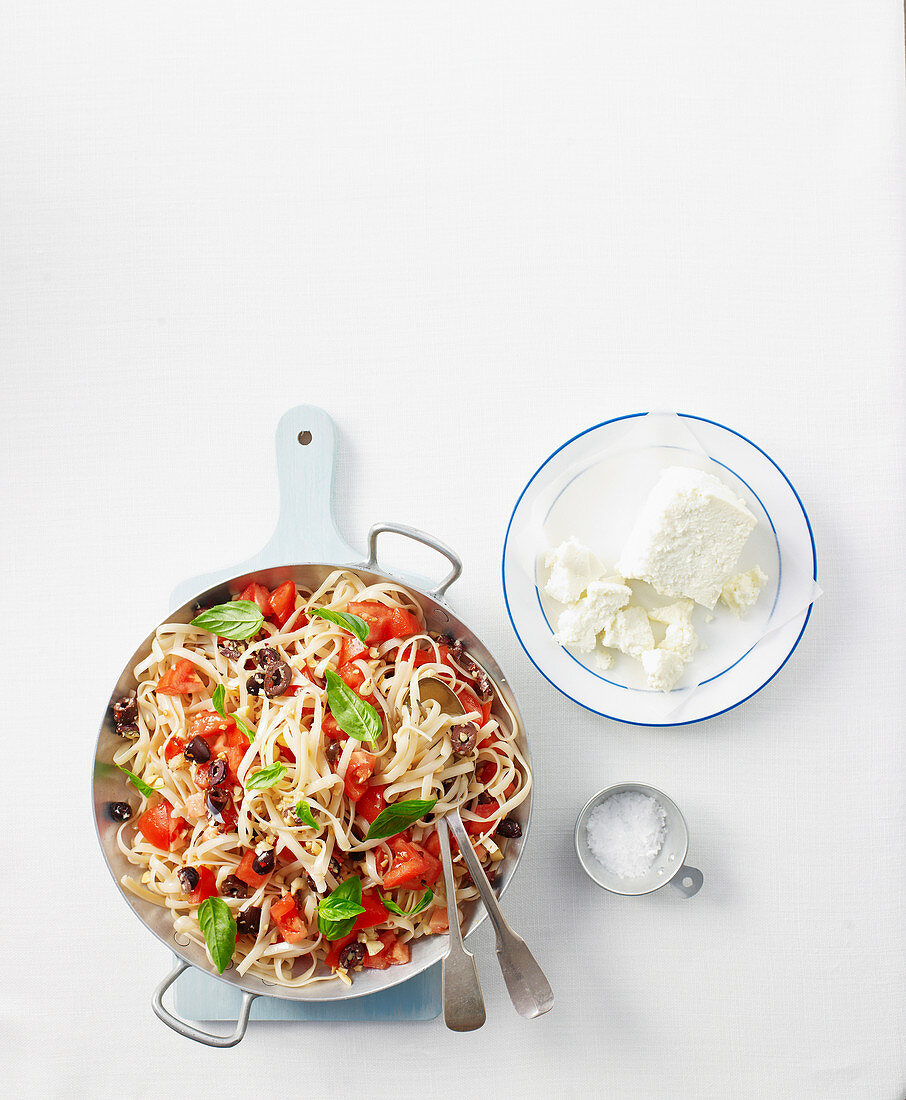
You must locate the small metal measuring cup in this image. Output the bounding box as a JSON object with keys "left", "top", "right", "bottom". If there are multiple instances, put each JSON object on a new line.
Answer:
{"left": 574, "top": 782, "right": 704, "bottom": 898}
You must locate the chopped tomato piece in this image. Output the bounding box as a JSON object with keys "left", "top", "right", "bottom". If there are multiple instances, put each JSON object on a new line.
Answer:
{"left": 383, "top": 837, "right": 441, "bottom": 890}
{"left": 277, "top": 743, "right": 296, "bottom": 763}
{"left": 236, "top": 850, "right": 271, "bottom": 889}
{"left": 362, "top": 930, "right": 397, "bottom": 969}
{"left": 277, "top": 846, "right": 299, "bottom": 863}
{"left": 424, "top": 829, "right": 456, "bottom": 858}
{"left": 208, "top": 724, "right": 247, "bottom": 780}
{"left": 239, "top": 582, "right": 272, "bottom": 616}
{"left": 183, "top": 866, "right": 217, "bottom": 904}
{"left": 324, "top": 931, "right": 357, "bottom": 969}
{"left": 300, "top": 666, "right": 326, "bottom": 689}
{"left": 343, "top": 749, "right": 377, "bottom": 801}
{"left": 156, "top": 659, "right": 204, "bottom": 696}
{"left": 406, "top": 643, "right": 451, "bottom": 667}
{"left": 335, "top": 663, "right": 380, "bottom": 711}
{"left": 388, "top": 938, "right": 410, "bottom": 965}
{"left": 361, "top": 948, "right": 391, "bottom": 970}
{"left": 337, "top": 663, "right": 367, "bottom": 692}
{"left": 356, "top": 785, "right": 386, "bottom": 823}
{"left": 194, "top": 760, "right": 220, "bottom": 789}
{"left": 270, "top": 894, "right": 308, "bottom": 944}
{"left": 136, "top": 799, "right": 186, "bottom": 850}
{"left": 164, "top": 737, "right": 186, "bottom": 762}
{"left": 346, "top": 601, "right": 395, "bottom": 645}
{"left": 455, "top": 686, "right": 484, "bottom": 721}
{"left": 269, "top": 581, "right": 298, "bottom": 628}
{"left": 340, "top": 636, "right": 369, "bottom": 664}
{"left": 475, "top": 760, "right": 497, "bottom": 785}
{"left": 478, "top": 730, "right": 500, "bottom": 750}
{"left": 354, "top": 888, "right": 387, "bottom": 932}
{"left": 322, "top": 713, "right": 347, "bottom": 742}
{"left": 385, "top": 607, "right": 421, "bottom": 639}
{"left": 464, "top": 797, "right": 499, "bottom": 836}
{"left": 188, "top": 711, "right": 234, "bottom": 739}
{"left": 428, "top": 907, "right": 449, "bottom": 934}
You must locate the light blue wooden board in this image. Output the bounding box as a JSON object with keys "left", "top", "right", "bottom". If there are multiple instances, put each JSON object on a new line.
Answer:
{"left": 168, "top": 404, "right": 442, "bottom": 1024}
{"left": 174, "top": 962, "right": 441, "bottom": 1022}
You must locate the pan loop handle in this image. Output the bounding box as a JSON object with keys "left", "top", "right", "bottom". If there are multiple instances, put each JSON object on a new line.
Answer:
{"left": 152, "top": 959, "right": 259, "bottom": 1047}
{"left": 365, "top": 523, "right": 463, "bottom": 601}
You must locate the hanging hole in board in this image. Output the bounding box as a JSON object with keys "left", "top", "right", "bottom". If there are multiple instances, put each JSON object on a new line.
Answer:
{"left": 298, "top": 430, "right": 313, "bottom": 446}
{"left": 683, "top": 877, "right": 693, "bottom": 889}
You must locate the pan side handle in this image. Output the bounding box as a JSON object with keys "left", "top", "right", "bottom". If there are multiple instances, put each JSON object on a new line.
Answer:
{"left": 152, "top": 959, "right": 259, "bottom": 1048}
{"left": 365, "top": 522, "right": 463, "bottom": 601}
{"left": 169, "top": 405, "right": 360, "bottom": 609}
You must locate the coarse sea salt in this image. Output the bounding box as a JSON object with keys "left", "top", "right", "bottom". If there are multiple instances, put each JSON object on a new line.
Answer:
{"left": 586, "top": 791, "right": 667, "bottom": 878}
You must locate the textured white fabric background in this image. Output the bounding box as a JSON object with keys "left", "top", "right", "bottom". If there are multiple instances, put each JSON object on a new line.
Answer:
{"left": 2, "top": 2, "right": 904, "bottom": 1097}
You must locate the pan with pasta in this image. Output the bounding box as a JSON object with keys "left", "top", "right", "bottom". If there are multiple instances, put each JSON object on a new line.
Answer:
{"left": 97, "top": 568, "right": 531, "bottom": 991}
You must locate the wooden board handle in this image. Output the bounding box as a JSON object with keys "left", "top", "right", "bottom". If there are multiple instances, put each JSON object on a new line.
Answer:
{"left": 169, "top": 406, "right": 359, "bottom": 609}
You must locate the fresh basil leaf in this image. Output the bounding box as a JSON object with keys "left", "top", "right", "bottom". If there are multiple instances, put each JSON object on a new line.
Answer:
{"left": 382, "top": 887, "right": 434, "bottom": 918}
{"left": 233, "top": 714, "right": 255, "bottom": 742}
{"left": 324, "top": 669, "right": 380, "bottom": 744}
{"left": 245, "top": 763, "right": 287, "bottom": 792}
{"left": 309, "top": 607, "right": 369, "bottom": 644}
{"left": 317, "top": 911, "right": 357, "bottom": 941}
{"left": 212, "top": 683, "right": 226, "bottom": 714}
{"left": 191, "top": 600, "right": 264, "bottom": 641}
{"left": 117, "top": 764, "right": 157, "bottom": 798}
{"left": 212, "top": 683, "right": 255, "bottom": 742}
{"left": 365, "top": 798, "right": 438, "bottom": 841}
{"left": 317, "top": 876, "right": 366, "bottom": 925}
{"left": 198, "top": 896, "right": 237, "bottom": 974}
{"left": 294, "top": 800, "right": 320, "bottom": 830}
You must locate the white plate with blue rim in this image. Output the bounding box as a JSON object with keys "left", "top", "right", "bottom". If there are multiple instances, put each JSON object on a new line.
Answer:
{"left": 501, "top": 413, "right": 819, "bottom": 726}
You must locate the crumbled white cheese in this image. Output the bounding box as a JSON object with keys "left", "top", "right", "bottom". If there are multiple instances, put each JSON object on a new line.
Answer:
{"left": 647, "top": 598, "right": 694, "bottom": 627}
{"left": 599, "top": 605, "right": 655, "bottom": 658}
{"left": 641, "top": 649, "right": 685, "bottom": 692}
{"left": 661, "top": 622, "right": 698, "bottom": 663}
{"left": 720, "top": 566, "right": 768, "bottom": 618}
{"left": 543, "top": 536, "right": 605, "bottom": 604}
{"left": 595, "top": 648, "right": 616, "bottom": 670}
{"left": 616, "top": 467, "right": 757, "bottom": 609}
{"left": 554, "top": 579, "right": 632, "bottom": 652}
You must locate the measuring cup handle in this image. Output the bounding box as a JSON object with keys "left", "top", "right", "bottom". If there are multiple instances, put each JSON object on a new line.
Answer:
{"left": 669, "top": 864, "right": 704, "bottom": 898}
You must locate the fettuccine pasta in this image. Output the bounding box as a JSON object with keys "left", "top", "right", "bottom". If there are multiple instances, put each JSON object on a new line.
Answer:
{"left": 108, "top": 570, "right": 530, "bottom": 986}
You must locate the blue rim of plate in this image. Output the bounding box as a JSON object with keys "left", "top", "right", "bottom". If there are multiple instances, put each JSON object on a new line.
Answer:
{"left": 501, "top": 412, "right": 818, "bottom": 727}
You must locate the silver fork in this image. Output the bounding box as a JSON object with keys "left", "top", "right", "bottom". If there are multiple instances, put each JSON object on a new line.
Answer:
{"left": 446, "top": 807, "right": 554, "bottom": 1019}
{"left": 435, "top": 815, "right": 486, "bottom": 1031}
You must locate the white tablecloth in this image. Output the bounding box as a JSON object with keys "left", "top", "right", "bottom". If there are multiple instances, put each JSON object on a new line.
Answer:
{"left": 3, "top": 3, "right": 904, "bottom": 1097}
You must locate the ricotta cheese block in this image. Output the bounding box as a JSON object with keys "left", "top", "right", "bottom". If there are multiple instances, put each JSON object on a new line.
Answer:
{"left": 720, "top": 566, "right": 768, "bottom": 618}
{"left": 553, "top": 579, "right": 632, "bottom": 653}
{"left": 641, "top": 649, "right": 685, "bottom": 692}
{"left": 616, "top": 466, "right": 758, "bottom": 609}
{"left": 599, "top": 604, "right": 655, "bottom": 658}
{"left": 544, "top": 536, "right": 605, "bottom": 605}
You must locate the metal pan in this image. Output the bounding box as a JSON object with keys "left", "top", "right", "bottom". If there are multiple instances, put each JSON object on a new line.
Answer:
{"left": 91, "top": 406, "right": 532, "bottom": 1047}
